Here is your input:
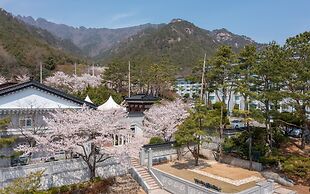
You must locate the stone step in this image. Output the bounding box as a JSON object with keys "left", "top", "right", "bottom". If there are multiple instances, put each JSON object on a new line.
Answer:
{"left": 140, "top": 173, "right": 151, "bottom": 177}
{"left": 141, "top": 176, "right": 153, "bottom": 180}
{"left": 149, "top": 184, "right": 159, "bottom": 188}
{"left": 150, "top": 186, "right": 160, "bottom": 190}
{"left": 139, "top": 171, "right": 150, "bottom": 175}
{"left": 143, "top": 176, "right": 154, "bottom": 180}
{"left": 146, "top": 181, "right": 158, "bottom": 185}
{"left": 148, "top": 182, "right": 158, "bottom": 187}
{"left": 135, "top": 167, "right": 147, "bottom": 171}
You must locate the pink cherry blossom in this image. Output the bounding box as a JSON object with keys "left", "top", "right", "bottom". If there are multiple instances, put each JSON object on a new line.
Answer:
{"left": 0, "top": 76, "right": 6, "bottom": 85}
{"left": 16, "top": 74, "right": 30, "bottom": 83}
{"left": 143, "top": 99, "right": 190, "bottom": 141}
{"left": 44, "top": 72, "right": 102, "bottom": 93}
{"left": 16, "top": 107, "right": 142, "bottom": 179}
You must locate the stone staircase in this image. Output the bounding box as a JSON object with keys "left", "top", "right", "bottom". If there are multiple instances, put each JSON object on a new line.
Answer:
{"left": 130, "top": 158, "right": 167, "bottom": 193}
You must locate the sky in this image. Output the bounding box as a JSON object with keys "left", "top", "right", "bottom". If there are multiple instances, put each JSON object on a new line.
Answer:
{"left": 0, "top": 0, "right": 309, "bottom": 44}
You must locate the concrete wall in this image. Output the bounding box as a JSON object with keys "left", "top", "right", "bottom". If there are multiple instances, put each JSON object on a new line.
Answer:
{"left": 141, "top": 140, "right": 220, "bottom": 164}
{"left": 0, "top": 158, "right": 126, "bottom": 189}
{"left": 152, "top": 168, "right": 274, "bottom": 194}
{"left": 141, "top": 142, "right": 178, "bottom": 165}
{"left": 221, "top": 155, "right": 263, "bottom": 172}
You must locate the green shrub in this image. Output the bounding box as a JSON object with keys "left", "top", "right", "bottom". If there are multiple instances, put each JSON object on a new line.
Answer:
{"left": 93, "top": 176, "right": 102, "bottom": 182}
{"left": 223, "top": 137, "right": 235, "bottom": 153}
{"left": 149, "top": 136, "right": 165, "bottom": 144}
{"left": 59, "top": 185, "right": 70, "bottom": 193}
{"left": 260, "top": 154, "right": 285, "bottom": 166}
{"left": 282, "top": 156, "right": 310, "bottom": 180}
{"left": 46, "top": 187, "right": 59, "bottom": 194}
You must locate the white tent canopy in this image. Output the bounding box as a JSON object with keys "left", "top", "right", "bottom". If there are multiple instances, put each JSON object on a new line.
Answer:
{"left": 84, "top": 95, "right": 93, "bottom": 104}
{"left": 98, "top": 96, "right": 122, "bottom": 111}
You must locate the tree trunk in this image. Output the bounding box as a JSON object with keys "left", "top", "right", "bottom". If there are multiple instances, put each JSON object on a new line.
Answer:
{"left": 301, "top": 122, "right": 307, "bottom": 149}
{"left": 218, "top": 104, "right": 224, "bottom": 162}
{"left": 195, "top": 146, "right": 199, "bottom": 166}
{"left": 90, "top": 143, "right": 97, "bottom": 180}
{"left": 90, "top": 164, "right": 96, "bottom": 180}
{"left": 265, "top": 100, "right": 272, "bottom": 151}
{"left": 248, "top": 125, "right": 253, "bottom": 170}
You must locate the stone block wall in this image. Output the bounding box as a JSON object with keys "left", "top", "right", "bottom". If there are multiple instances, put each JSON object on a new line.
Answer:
{"left": 0, "top": 158, "right": 127, "bottom": 189}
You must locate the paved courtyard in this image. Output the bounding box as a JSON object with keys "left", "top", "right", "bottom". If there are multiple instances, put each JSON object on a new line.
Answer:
{"left": 154, "top": 159, "right": 264, "bottom": 193}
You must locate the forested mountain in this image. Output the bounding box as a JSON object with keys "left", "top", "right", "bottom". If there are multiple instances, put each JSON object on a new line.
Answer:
{"left": 4, "top": 9, "right": 264, "bottom": 77}
{"left": 0, "top": 8, "right": 82, "bottom": 78}
{"left": 99, "top": 19, "right": 263, "bottom": 75}
{"left": 17, "top": 15, "right": 161, "bottom": 57}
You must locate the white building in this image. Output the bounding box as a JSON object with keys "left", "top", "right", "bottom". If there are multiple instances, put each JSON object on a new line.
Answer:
{"left": 206, "top": 90, "right": 245, "bottom": 114}
{"left": 0, "top": 81, "right": 96, "bottom": 135}
{"left": 175, "top": 78, "right": 201, "bottom": 98}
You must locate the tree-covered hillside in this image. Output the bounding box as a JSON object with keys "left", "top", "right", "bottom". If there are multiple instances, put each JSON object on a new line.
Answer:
{"left": 0, "top": 8, "right": 83, "bottom": 78}
{"left": 99, "top": 19, "right": 263, "bottom": 75}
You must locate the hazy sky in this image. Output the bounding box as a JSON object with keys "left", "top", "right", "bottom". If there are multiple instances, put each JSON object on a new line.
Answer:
{"left": 0, "top": 0, "right": 309, "bottom": 44}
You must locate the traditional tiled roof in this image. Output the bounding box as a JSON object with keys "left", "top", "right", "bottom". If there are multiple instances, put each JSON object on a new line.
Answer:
{"left": 0, "top": 80, "right": 97, "bottom": 109}
{"left": 125, "top": 94, "right": 159, "bottom": 102}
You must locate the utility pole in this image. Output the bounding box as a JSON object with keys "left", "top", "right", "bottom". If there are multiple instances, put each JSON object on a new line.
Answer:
{"left": 40, "top": 62, "right": 43, "bottom": 84}
{"left": 128, "top": 61, "right": 131, "bottom": 97}
{"left": 200, "top": 53, "right": 207, "bottom": 101}
{"left": 74, "top": 63, "right": 77, "bottom": 75}
{"left": 92, "top": 64, "right": 95, "bottom": 76}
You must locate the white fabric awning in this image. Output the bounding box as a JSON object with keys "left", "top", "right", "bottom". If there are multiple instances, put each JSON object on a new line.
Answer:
{"left": 98, "top": 96, "right": 123, "bottom": 111}
{"left": 84, "top": 95, "right": 93, "bottom": 104}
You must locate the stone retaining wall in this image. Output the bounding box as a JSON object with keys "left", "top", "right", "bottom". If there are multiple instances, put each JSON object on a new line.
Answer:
{"left": 0, "top": 158, "right": 126, "bottom": 189}
{"left": 151, "top": 167, "right": 274, "bottom": 194}
{"left": 221, "top": 155, "right": 263, "bottom": 171}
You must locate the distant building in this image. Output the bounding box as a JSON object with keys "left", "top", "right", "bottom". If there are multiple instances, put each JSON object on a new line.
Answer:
{"left": 206, "top": 91, "right": 246, "bottom": 114}
{"left": 175, "top": 78, "right": 201, "bottom": 98}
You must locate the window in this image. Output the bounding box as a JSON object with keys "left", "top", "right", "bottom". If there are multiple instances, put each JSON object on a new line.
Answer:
{"left": 19, "top": 117, "right": 32, "bottom": 128}
{"left": 113, "top": 134, "right": 125, "bottom": 146}
{"left": 209, "top": 96, "right": 215, "bottom": 101}
{"left": 235, "top": 96, "right": 240, "bottom": 101}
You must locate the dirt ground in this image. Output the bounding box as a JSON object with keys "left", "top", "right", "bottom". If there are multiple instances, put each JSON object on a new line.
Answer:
{"left": 286, "top": 185, "right": 310, "bottom": 194}
{"left": 200, "top": 162, "right": 263, "bottom": 180}
{"left": 154, "top": 159, "right": 261, "bottom": 193}
{"left": 280, "top": 138, "right": 310, "bottom": 157}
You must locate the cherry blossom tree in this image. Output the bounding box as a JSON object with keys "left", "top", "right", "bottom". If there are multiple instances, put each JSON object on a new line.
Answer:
{"left": 0, "top": 76, "right": 6, "bottom": 85}
{"left": 17, "top": 107, "right": 142, "bottom": 180}
{"left": 16, "top": 74, "right": 30, "bottom": 83}
{"left": 143, "top": 99, "right": 190, "bottom": 142}
{"left": 44, "top": 72, "right": 102, "bottom": 93}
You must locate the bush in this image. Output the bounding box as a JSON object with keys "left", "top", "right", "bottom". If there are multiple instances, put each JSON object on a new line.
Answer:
{"left": 222, "top": 137, "right": 235, "bottom": 153}
{"left": 149, "top": 137, "right": 165, "bottom": 144}
{"left": 282, "top": 156, "right": 310, "bottom": 181}
{"left": 260, "top": 154, "right": 286, "bottom": 166}
{"left": 46, "top": 187, "right": 59, "bottom": 194}
{"left": 0, "top": 170, "right": 44, "bottom": 194}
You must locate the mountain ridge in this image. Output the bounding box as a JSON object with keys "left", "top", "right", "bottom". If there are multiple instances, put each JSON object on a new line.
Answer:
{"left": 17, "top": 15, "right": 161, "bottom": 57}
{"left": 98, "top": 18, "right": 264, "bottom": 75}
{"left": 0, "top": 8, "right": 82, "bottom": 78}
